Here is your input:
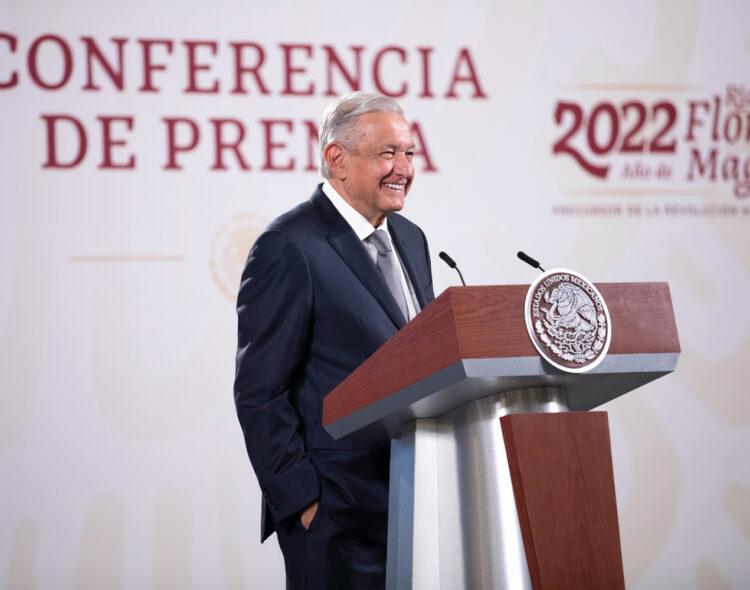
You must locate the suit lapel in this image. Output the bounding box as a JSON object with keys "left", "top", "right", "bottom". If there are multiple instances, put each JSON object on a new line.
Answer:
{"left": 312, "top": 188, "right": 407, "bottom": 329}
{"left": 388, "top": 217, "right": 429, "bottom": 309}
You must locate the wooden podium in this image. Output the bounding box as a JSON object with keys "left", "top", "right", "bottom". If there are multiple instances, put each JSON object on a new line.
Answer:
{"left": 322, "top": 284, "right": 680, "bottom": 590}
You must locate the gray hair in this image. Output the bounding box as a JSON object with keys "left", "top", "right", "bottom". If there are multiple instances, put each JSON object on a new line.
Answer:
{"left": 319, "top": 91, "right": 405, "bottom": 178}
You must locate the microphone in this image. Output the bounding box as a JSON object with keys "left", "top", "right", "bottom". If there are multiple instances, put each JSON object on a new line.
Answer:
{"left": 439, "top": 251, "right": 466, "bottom": 286}
{"left": 517, "top": 251, "right": 545, "bottom": 272}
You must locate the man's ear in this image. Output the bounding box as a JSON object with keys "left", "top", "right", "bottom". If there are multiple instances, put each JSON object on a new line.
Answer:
{"left": 324, "top": 143, "right": 347, "bottom": 180}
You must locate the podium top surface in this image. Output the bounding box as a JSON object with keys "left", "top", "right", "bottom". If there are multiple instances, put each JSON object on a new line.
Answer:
{"left": 323, "top": 283, "right": 680, "bottom": 439}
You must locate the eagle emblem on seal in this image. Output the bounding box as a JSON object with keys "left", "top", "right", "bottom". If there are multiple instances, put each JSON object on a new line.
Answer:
{"left": 524, "top": 269, "right": 611, "bottom": 373}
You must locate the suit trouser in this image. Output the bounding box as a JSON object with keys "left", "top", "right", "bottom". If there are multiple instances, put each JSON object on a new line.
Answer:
{"left": 274, "top": 504, "right": 387, "bottom": 590}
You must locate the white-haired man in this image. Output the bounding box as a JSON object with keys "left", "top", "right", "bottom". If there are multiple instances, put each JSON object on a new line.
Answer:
{"left": 235, "top": 92, "right": 434, "bottom": 589}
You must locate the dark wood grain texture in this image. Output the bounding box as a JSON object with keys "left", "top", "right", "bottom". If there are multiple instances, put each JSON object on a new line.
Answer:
{"left": 500, "top": 412, "right": 625, "bottom": 590}
{"left": 323, "top": 283, "right": 679, "bottom": 425}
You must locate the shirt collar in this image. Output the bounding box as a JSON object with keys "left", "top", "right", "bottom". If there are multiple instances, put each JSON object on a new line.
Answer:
{"left": 322, "top": 180, "right": 388, "bottom": 241}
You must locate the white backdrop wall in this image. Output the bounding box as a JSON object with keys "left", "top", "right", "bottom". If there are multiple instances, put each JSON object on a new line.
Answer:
{"left": 2, "top": 1, "right": 749, "bottom": 588}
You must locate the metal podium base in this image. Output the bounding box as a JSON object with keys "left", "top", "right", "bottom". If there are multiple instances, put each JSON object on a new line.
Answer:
{"left": 386, "top": 386, "right": 570, "bottom": 590}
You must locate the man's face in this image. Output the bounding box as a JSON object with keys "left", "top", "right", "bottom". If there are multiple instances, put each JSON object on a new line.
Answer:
{"left": 340, "top": 111, "right": 415, "bottom": 227}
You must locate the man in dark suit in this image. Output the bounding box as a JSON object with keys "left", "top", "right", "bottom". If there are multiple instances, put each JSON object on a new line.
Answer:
{"left": 234, "top": 92, "right": 434, "bottom": 589}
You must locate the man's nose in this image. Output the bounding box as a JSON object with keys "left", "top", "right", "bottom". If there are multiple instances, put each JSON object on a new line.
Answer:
{"left": 393, "top": 152, "right": 413, "bottom": 176}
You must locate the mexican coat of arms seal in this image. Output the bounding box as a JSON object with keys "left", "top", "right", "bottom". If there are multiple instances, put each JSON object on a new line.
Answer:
{"left": 524, "top": 269, "right": 612, "bottom": 373}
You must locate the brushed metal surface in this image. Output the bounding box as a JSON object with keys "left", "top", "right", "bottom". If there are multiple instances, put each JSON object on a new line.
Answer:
{"left": 387, "top": 387, "right": 569, "bottom": 590}
{"left": 325, "top": 352, "right": 677, "bottom": 440}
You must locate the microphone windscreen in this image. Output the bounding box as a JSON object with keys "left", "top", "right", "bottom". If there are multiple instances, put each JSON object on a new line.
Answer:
{"left": 439, "top": 251, "right": 457, "bottom": 268}
{"left": 517, "top": 251, "right": 540, "bottom": 269}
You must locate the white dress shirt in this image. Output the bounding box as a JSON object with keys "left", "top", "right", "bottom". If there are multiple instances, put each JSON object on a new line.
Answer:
{"left": 321, "top": 180, "right": 419, "bottom": 321}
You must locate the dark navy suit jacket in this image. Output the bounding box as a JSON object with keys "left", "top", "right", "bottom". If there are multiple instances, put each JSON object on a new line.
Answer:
{"left": 234, "top": 184, "right": 434, "bottom": 543}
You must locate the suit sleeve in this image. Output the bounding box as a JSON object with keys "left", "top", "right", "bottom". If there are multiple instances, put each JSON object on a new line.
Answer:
{"left": 234, "top": 229, "right": 319, "bottom": 524}
{"left": 420, "top": 227, "right": 435, "bottom": 303}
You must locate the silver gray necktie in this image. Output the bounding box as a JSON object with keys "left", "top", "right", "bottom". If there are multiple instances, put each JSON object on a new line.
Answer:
{"left": 367, "top": 229, "right": 409, "bottom": 321}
